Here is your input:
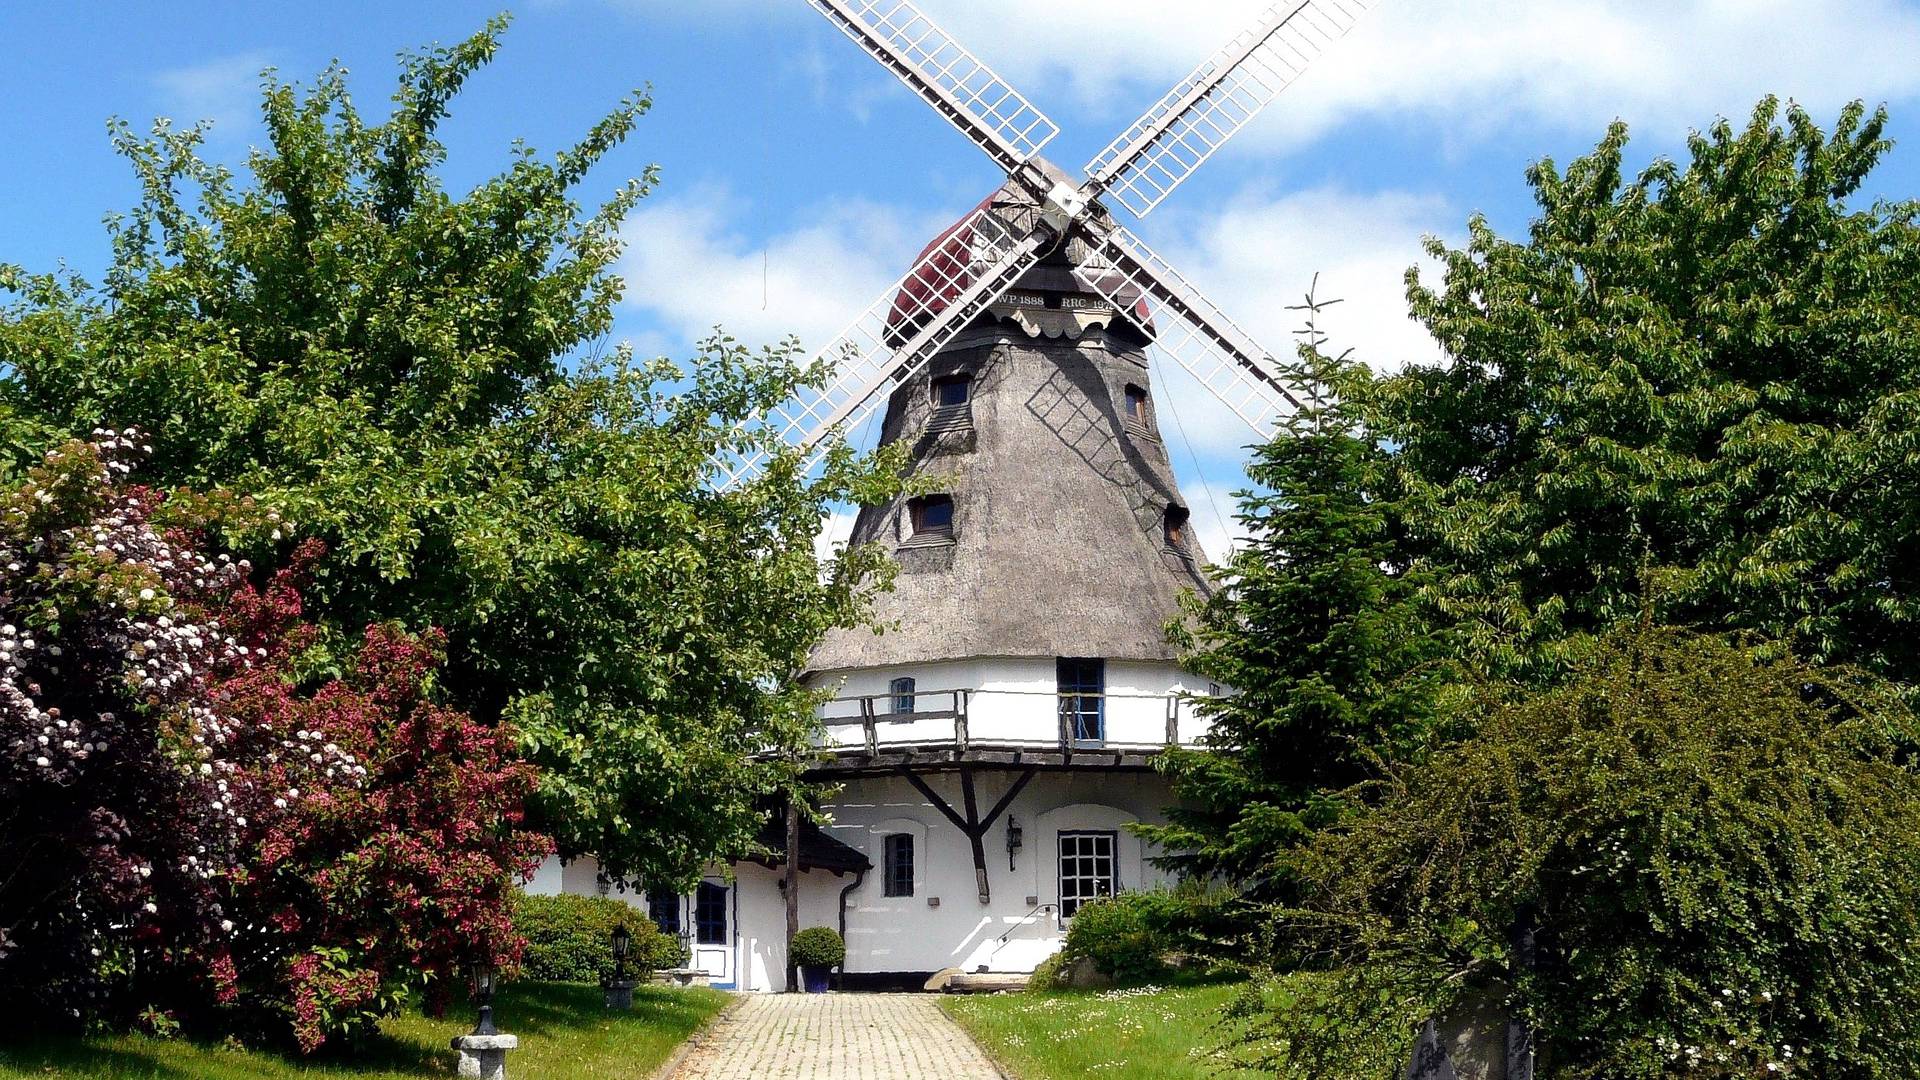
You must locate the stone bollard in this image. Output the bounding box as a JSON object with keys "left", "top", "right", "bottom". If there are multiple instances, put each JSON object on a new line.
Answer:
{"left": 603, "top": 977, "right": 639, "bottom": 1009}
{"left": 451, "top": 1033, "right": 519, "bottom": 1080}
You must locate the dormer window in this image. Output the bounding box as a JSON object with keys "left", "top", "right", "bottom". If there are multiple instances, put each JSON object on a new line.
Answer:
{"left": 1163, "top": 506, "right": 1191, "bottom": 552}
{"left": 909, "top": 495, "right": 955, "bottom": 540}
{"left": 933, "top": 375, "right": 972, "bottom": 409}
{"left": 1124, "top": 384, "right": 1150, "bottom": 426}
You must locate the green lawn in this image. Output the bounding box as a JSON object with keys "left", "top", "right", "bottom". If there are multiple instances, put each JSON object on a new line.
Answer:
{"left": 943, "top": 980, "right": 1260, "bottom": 1080}
{"left": 0, "top": 981, "right": 728, "bottom": 1079}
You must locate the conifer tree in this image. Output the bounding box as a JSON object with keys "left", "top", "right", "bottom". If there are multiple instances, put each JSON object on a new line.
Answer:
{"left": 1140, "top": 293, "right": 1455, "bottom": 896}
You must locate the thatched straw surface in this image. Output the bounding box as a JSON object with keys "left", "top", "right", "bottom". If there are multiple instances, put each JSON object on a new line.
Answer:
{"left": 810, "top": 314, "right": 1219, "bottom": 676}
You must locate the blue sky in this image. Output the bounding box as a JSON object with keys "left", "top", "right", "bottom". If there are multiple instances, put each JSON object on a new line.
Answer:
{"left": 5, "top": 0, "right": 1920, "bottom": 556}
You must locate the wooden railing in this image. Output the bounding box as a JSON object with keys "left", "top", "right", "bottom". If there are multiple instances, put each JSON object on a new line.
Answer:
{"left": 815, "top": 688, "right": 1207, "bottom": 757}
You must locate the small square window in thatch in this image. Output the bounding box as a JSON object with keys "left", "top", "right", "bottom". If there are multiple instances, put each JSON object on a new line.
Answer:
{"left": 933, "top": 374, "right": 973, "bottom": 409}
{"left": 1124, "top": 384, "right": 1150, "bottom": 426}
{"left": 1163, "top": 506, "right": 1192, "bottom": 553}
{"left": 909, "top": 495, "right": 955, "bottom": 540}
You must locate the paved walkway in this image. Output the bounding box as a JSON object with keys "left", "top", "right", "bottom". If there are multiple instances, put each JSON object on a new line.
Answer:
{"left": 666, "top": 994, "right": 1005, "bottom": 1079}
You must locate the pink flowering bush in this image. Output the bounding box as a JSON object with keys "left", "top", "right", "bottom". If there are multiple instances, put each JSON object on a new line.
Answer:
{"left": 0, "top": 433, "right": 548, "bottom": 1050}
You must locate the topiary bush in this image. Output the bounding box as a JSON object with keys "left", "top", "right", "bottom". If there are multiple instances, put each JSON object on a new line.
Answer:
{"left": 512, "top": 893, "right": 683, "bottom": 983}
{"left": 789, "top": 927, "right": 845, "bottom": 970}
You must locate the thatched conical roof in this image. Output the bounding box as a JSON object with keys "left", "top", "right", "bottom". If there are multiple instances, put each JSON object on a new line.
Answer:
{"left": 810, "top": 262, "right": 1214, "bottom": 675}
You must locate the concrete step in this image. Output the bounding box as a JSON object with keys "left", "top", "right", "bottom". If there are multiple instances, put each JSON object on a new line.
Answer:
{"left": 942, "top": 971, "right": 1031, "bottom": 994}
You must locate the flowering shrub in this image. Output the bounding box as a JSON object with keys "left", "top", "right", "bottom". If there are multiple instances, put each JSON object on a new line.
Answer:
{"left": 0, "top": 433, "right": 549, "bottom": 1050}
{"left": 0, "top": 431, "right": 278, "bottom": 1028}
{"left": 216, "top": 623, "right": 550, "bottom": 1050}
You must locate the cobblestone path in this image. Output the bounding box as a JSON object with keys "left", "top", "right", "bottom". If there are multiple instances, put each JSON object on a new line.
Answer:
{"left": 666, "top": 993, "right": 1004, "bottom": 1079}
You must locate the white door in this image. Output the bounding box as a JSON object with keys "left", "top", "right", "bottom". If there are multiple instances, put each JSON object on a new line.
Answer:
{"left": 692, "top": 879, "right": 735, "bottom": 988}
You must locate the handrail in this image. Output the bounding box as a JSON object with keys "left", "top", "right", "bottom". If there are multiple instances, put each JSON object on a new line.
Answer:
{"left": 994, "top": 902, "right": 1058, "bottom": 947}
{"left": 815, "top": 686, "right": 1208, "bottom": 754}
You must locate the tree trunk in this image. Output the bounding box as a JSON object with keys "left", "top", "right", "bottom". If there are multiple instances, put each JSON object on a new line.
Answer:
{"left": 784, "top": 797, "right": 801, "bottom": 992}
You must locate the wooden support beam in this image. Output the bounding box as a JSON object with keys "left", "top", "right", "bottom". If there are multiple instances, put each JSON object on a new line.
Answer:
{"left": 978, "top": 767, "right": 1037, "bottom": 834}
{"left": 896, "top": 766, "right": 1038, "bottom": 906}
{"left": 959, "top": 768, "right": 990, "bottom": 903}
{"left": 898, "top": 768, "right": 972, "bottom": 836}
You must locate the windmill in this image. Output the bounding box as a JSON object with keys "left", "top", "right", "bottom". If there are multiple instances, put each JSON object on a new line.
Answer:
{"left": 719, "top": 0, "right": 1378, "bottom": 491}
{"left": 555, "top": 0, "right": 1384, "bottom": 995}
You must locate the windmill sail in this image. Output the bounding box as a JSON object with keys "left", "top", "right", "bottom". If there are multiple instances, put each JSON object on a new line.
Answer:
{"left": 1076, "top": 226, "right": 1303, "bottom": 442}
{"left": 718, "top": 205, "right": 1050, "bottom": 489}
{"left": 1086, "top": 0, "right": 1377, "bottom": 217}
{"left": 808, "top": 0, "right": 1060, "bottom": 173}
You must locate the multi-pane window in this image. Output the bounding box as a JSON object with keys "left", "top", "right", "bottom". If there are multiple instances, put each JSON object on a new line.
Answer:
{"left": 883, "top": 834, "right": 915, "bottom": 898}
{"left": 648, "top": 890, "right": 681, "bottom": 937}
{"left": 910, "top": 495, "right": 955, "bottom": 539}
{"left": 1057, "top": 657, "right": 1106, "bottom": 745}
{"left": 1058, "top": 831, "right": 1117, "bottom": 918}
{"left": 889, "top": 676, "right": 917, "bottom": 715}
{"left": 695, "top": 882, "right": 728, "bottom": 946}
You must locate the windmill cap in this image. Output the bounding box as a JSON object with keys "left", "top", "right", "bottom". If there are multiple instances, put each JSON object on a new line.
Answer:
{"left": 885, "top": 188, "right": 1153, "bottom": 346}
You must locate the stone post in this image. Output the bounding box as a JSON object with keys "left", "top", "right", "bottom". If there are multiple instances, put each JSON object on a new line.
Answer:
{"left": 451, "top": 1033, "right": 519, "bottom": 1080}
{"left": 603, "top": 978, "right": 639, "bottom": 1009}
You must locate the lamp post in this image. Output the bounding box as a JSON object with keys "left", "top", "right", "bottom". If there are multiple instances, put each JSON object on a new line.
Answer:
{"left": 604, "top": 925, "right": 639, "bottom": 1009}
{"left": 612, "top": 925, "right": 632, "bottom": 983}
{"left": 471, "top": 961, "right": 500, "bottom": 1037}
{"left": 451, "top": 957, "right": 517, "bottom": 1080}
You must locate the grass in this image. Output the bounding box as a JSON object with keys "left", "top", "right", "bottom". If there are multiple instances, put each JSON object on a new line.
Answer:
{"left": 0, "top": 981, "right": 729, "bottom": 1079}
{"left": 943, "top": 979, "right": 1261, "bottom": 1080}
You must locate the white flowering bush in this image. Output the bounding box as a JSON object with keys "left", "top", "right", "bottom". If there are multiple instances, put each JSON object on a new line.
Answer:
{"left": 0, "top": 432, "right": 547, "bottom": 1050}
{"left": 0, "top": 433, "right": 354, "bottom": 1031}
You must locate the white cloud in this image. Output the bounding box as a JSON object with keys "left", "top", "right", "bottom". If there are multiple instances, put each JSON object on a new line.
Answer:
{"left": 1135, "top": 185, "right": 1452, "bottom": 461}
{"left": 815, "top": 509, "right": 858, "bottom": 563}
{"left": 614, "top": 0, "right": 1920, "bottom": 151}
{"left": 617, "top": 186, "right": 957, "bottom": 351}
{"left": 152, "top": 52, "right": 270, "bottom": 136}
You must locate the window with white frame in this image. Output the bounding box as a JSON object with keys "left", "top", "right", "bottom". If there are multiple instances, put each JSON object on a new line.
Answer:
{"left": 1057, "top": 830, "right": 1117, "bottom": 918}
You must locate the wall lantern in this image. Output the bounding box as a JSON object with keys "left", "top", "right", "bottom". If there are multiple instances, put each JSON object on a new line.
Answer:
{"left": 470, "top": 959, "right": 500, "bottom": 1037}
{"left": 1006, "top": 815, "right": 1024, "bottom": 870}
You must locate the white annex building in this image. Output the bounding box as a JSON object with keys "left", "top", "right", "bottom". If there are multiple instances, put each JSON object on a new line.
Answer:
{"left": 529, "top": 0, "right": 1375, "bottom": 992}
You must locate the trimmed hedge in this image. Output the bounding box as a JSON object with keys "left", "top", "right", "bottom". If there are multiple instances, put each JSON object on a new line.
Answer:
{"left": 790, "top": 927, "right": 845, "bottom": 969}
{"left": 513, "top": 893, "right": 686, "bottom": 983}
{"left": 1061, "top": 893, "right": 1173, "bottom": 984}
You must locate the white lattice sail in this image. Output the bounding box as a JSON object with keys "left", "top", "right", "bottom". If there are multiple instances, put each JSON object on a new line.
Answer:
{"left": 1076, "top": 226, "right": 1303, "bottom": 442}
{"left": 1086, "top": 0, "right": 1378, "bottom": 218}
{"left": 808, "top": 0, "right": 1060, "bottom": 172}
{"left": 719, "top": 206, "right": 1049, "bottom": 489}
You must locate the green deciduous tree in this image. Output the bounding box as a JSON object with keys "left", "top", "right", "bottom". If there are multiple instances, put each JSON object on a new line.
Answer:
{"left": 1389, "top": 97, "right": 1920, "bottom": 688}
{"left": 1241, "top": 630, "right": 1920, "bottom": 1080}
{"left": 1162, "top": 100, "right": 1920, "bottom": 911}
{"left": 0, "top": 18, "right": 898, "bottom": 886}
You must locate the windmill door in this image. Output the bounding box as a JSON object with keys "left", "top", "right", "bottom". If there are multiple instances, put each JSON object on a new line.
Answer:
{"left": 692, "top": 879, "right": 735, "bottom": 989}
{"left": 1057, "top": 658, "right": 1106, "bottom": 747}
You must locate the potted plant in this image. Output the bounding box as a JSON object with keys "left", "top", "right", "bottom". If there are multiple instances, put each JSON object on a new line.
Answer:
{"left": 790, "top": 927, "right": 845, "bottom": 993}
